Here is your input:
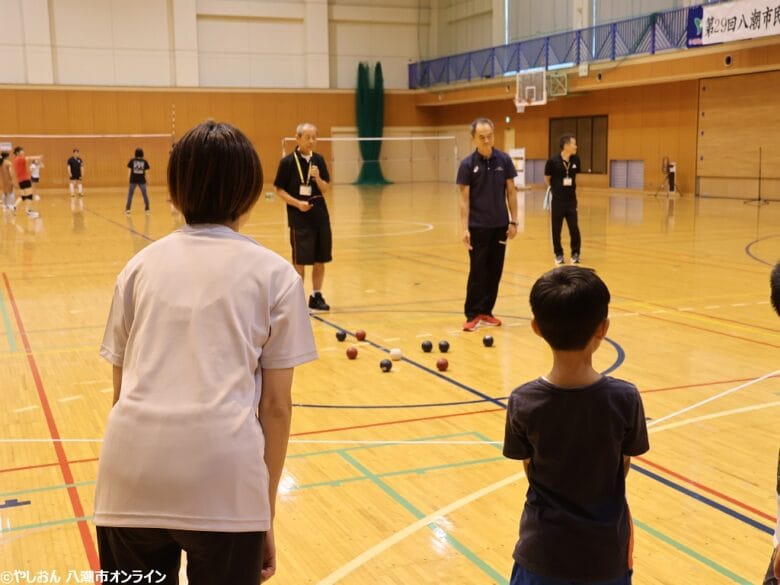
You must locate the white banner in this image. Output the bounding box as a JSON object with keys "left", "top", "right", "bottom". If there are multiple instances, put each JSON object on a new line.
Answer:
{"left": 701, "top": 0, "right": 780, "bottom": 45}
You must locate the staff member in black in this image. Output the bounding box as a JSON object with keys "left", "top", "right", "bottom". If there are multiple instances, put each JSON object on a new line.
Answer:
{"left": 274, "top": 123, "right": 332, "bottom": 312}
{"left": 457, "top": 117, "right": 518, "bottom": 332}
{"left": 545, "top": 133, "right": 581, "bottom": 265}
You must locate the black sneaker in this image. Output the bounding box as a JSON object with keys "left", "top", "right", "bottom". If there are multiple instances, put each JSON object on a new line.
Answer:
{"left": 308, "top": 292, "right": 330, "bottom": 312}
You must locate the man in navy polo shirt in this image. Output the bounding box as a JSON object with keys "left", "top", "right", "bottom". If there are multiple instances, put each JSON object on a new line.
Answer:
{"left": 457, "top": 118, "right": 518, "bottom": 332}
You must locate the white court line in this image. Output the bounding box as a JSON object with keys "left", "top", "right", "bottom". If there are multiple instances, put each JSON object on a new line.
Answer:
{"left": 648, "top": 401, "right": 780, "bottom": 434}
{"left": 504, "top": 322, "right": 523, "bottom": 327}
{"left": 647, "top": 369, "right": 779, "bottom": 427}
{"left": 678, "top": 308, "right": 694, "bottom": 312}
{"left": 705, "top": 305, "right": 721, "bottom": 309}
{"left": 57, "top": 395, "right": 83, "bottom": 403}
{"left": 383, "top": 338, "right": 401, "bottom": 343}
{"left": 415, "top": 333, "right": 432, "bottom": 338}
{"left": 316, "top": 470, "right": 526, "bottom": 585}
{"left": 13, "top": 406, "right": 38, "bottom": 413}
{"left": 100, "top": 388, "right": 113, "bottom": 394}
{"left": 314, "top": 398, "right": 780, "bottom": 584}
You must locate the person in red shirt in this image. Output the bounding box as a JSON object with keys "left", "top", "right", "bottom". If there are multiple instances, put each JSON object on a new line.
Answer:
{"left": 12, "top": 146, "right": 42, "bottom": 218}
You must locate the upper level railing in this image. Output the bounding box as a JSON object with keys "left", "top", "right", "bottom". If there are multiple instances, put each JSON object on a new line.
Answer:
{"left": 408, "top": 6, "right": 693, "bottom": 89}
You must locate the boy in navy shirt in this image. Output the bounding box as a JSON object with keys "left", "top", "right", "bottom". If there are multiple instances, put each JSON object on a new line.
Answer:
{"left": 504, "top": 266, "right": 649, "bottom": 585}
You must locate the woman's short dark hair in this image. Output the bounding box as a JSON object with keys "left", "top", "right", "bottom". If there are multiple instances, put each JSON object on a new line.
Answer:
{"left": 13, "top": 146, "right": 23, "bottom": 155}
{"left": 530, "top": 266, "right": 610, "bottom": 351}
{"left": 135, "top": 148, "right": 144, "bottom": 158}
{"left": 771, "top": 262, "right": 780, "bottom": 316}
{"left": 168, "top": 121, "right": 263, "bottom": 225}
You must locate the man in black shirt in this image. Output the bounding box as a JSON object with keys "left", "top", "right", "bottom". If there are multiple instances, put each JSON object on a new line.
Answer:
{"left": 274, "top": 123, "right": 332, "bottom": 311}
{"left": 67, "top": 149, "right": 84, "bottom": 199}
{"left": 766, "top": 262, "right": 780, "bottom": 585}
{"left": 504, "top": 266, "right": 649, "bottom": 585}
{"left": 545, "top": 134, "right": 581, "bottom": 265}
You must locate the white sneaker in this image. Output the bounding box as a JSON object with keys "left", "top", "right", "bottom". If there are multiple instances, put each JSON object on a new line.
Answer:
{"left": 555, "top": 255, "right": 564, "bottom": 265}
{"left": 124, "top": 209, "right": 131, "bottom": 215}
{"left": 26, "top": 210, "right": 40, "bottom": 218}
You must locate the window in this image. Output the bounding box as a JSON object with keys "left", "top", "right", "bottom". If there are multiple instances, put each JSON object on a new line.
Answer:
{"left": 548, "top": 115, "right": 608, "bottom": 174}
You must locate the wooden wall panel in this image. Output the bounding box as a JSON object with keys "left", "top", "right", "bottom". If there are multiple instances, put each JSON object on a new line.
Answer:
{"left": 697, "top": 70, "right": 780, "bottom": 199}
{"left": 0, "top": 88, "right": 431, "bottom": 188}
{"left": 430, "top": 80, "right": 700, "bottom": 193}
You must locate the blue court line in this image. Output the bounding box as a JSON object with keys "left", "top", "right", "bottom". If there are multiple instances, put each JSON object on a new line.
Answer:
{"left": 339, "top": 450, "right": 509, "bottom": 585}
{"left": 294, "top": 395, "right": 508, "bottom": 409}
{"left": 309, "top": 314, "right": 625, "bottom": 409}
{"left": 744, "top": 234, "right": 779, "bottom": 267}
{"left": 630, "top": 464, "right": 774, "bottom": 535}
{"left": 311, "top": 314, "right": 508, "bottom": 408}
{"left": 84, "top": 207, "right": 155, "bottom": 242}
{"left": 0, "top": 283, "right": 16, "bottom": 352}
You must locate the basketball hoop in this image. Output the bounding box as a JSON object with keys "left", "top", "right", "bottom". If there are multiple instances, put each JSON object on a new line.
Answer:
{"left": 514, "top": 98, "right": 527, "bottom": 113}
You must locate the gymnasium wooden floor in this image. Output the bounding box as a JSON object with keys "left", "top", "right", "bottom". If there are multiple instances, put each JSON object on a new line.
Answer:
{"left": 1, "top": 183, "right": 778, "bottom": 584}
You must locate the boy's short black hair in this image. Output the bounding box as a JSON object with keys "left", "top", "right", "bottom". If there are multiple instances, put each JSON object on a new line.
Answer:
{"left": 13, "top": 146, "right": 23, "bottom": 155}
{"left": 559, "top": 133, "right": 575, "bottom": 150}
{"left": 73, "top": 148, "right": 79, "bottom": 153}
{"left": 771, "top": 262, "right": 780, "bottom": 316}
{"left": 135, "top": 148, "right": 144, "bottom": 158}
{"left": 530, "top": 266, "right": 611, "bottom": 350}
{"left": 168, "top": 121, "right": 262, "bottom": 225}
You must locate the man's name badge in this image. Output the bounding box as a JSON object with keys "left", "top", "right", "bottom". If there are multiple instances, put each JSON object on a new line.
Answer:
{"left": 563, "top": 177, "right": 573, "bottom": 187}
{"left": 299, "top": 185, "right": 312, "bottom": 197}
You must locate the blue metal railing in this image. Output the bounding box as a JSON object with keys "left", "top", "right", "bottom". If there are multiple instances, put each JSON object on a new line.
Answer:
{"left": 408, "top": 6, "right": 692, "bottom": 89}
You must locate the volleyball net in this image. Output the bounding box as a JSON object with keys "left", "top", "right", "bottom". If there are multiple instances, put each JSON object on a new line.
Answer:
{"left": 280, "top": 134, "right": 459, "bottom": 184}
{"left": 0, "top": 133, "right": 175, "bottom": 188}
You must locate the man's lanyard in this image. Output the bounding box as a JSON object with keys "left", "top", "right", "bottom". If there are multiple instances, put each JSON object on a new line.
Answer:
{"left": 294, "top": 151, "right": 312, "bottom": 186}
{"left": 562, "top": 157, "right": 571, "bottom": 177}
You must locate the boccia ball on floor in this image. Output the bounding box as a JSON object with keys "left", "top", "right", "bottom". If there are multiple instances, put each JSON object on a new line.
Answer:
{"left": 346, "top": 346, "right": 358, "bottom": 359}
{"left": 438, "top": 340, "right": 450, "bottom": 353}
{"left": 483, "top": 335, "right": 494, "bottom": 347}
{"left": 380, "top": 359, "right": 392, "bottom": 372}
{"left": 421, "top": 340, "right": 433, "bottom": 353}
{"left": 336, "top": 330, "right": 347, "bottom": 342}
{"left": 436, "top": 358, "right": 448, "bottom": 372}
{"left": 389, "top": 348, "right": 403, "bottom": 360}
{"left": 355, "top": 330, "right": 367, "bottom": 341}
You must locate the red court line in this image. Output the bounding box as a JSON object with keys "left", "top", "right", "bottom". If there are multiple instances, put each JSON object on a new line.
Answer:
{"left": 291, "top": 406, "right": 505, "bottom": 437}
{"left": 637, "top": 312, "right": 779, "bottom": 349}
{"left": 635, "top": 456, "right": 775, "bottom": 522}
{"left": 640, "top": 374, "right": 780, "bottom": 394}
{"left": 0, "top": 457, "right": 100, "bottom": 475}
{"left": 612, "top": 296, "right": 780, "bottom": 335}
{"left": 2, "top": 273, "right": 100, "bottom": 572}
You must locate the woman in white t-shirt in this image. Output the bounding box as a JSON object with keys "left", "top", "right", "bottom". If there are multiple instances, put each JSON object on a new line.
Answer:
{"left": 95, "top": 121, "right": 318, "bottom": 584}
